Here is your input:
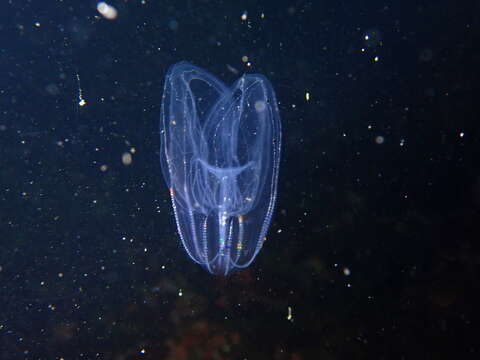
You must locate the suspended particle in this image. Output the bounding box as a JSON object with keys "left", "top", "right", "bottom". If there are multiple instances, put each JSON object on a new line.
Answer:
{"left": 97, "top": 2, "right": 118, "bottom": 20}
{"left": 419, "top": 48, "right": 434, "bottom": 62}
{"left": 226, "top": 64, "right": 239, "bottom": 75}
{"left": 46, "top": 83, "right": 60, "bottom": 96}
{"left": 122, "top": 152, "right": 132, "bottom": 165}
{"left": 362, "top": 29, "right": 383, "bottom": 48}
{"left": 76, "top": 74, "right": 87, "bottom": 106}
{"left": 168, "top": 20, "right": 179, "bottom": 31}
{"left": 286, "top": 306, "right": 294, "bottom": 322}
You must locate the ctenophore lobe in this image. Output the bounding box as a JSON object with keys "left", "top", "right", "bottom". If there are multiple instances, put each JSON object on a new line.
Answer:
{"left": 160, "top": 62, "right": 281, "bottom": 275}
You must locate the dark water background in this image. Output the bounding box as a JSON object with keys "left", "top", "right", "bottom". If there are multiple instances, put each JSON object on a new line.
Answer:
{"left": 0, "top": 0, "right": 478, "bottom": 359}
